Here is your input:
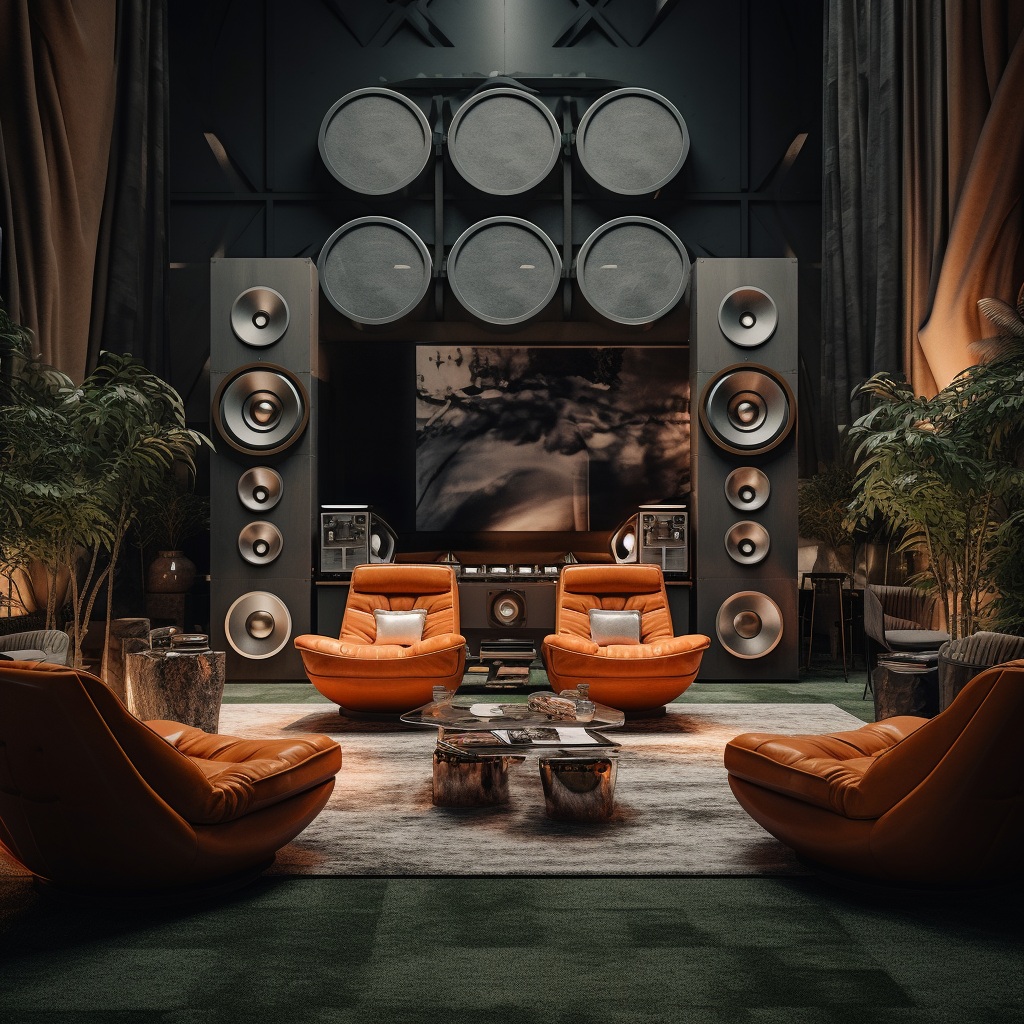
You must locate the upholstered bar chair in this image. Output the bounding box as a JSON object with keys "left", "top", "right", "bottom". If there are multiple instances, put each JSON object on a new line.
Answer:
{"left": 0, "top": 629, "right": 70, "bottom": 665}
{"left": 294, "top": 563, "right": 465, "bottom": 714}
{"left": 0, "top": 662, "right": 341, "bottom": 895}
{"left": 862, "top": 584, "right": 949, "bottom": 694}
{"left": 938, "top": 631, "right": 1024, "bottom": 712}
{"left": 541, "top": 564, "right": 710, "bottom": 713}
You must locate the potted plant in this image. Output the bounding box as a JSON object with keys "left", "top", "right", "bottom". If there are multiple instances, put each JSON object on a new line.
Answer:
{"left": 136, "top": 470, "right": 210, "bottom": 594}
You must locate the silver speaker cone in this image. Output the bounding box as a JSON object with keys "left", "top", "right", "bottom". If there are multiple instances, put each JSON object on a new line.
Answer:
{"left": 213, "top": 365, "right": 308, "bottom": 455}
{"left": 718, "top": 287, "right": 778, "bottom": 347}
{"left": 725, "top": 521, "right": 770, "bottom": 565}
{"left": 716, "top": 591, "right": 783, "bottom": 659}
{"left": 225, "top": 591, "right": 292, "bottom": 660}
{"left": 700, "top": 366, "right": 794, "bottom": 454}
{"left": 237, "top": 467, "right": 283, "bottom": 512}
{"left": 724, "top": 467, "right": 770, "bottom": 511}
{"left": 238, "top": 521, "right": 284, "bottom": 566}
{"left": 230, "top": 287, "right": 290, "bottom": 347}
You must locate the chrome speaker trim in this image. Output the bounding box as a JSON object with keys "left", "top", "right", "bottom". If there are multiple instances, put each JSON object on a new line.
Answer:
{"left": 718, "top": 287, "right": 778, "bottom": 347}
{"left": 224, "top": 591, "right": 292, "bottom": 660}
{"left": 724, "top": 521, "right": 771, "bottom": 566}
{"left": 212, "top": 363, "right": 309, "bottom": 456}
{"left": 716, "top": 591, "right": 783, "bottom": 660}
{"left": 238, "top": 521, "right": 284, "bottom": 566}
{"left": 610, "top": 514, "right": 640, "bottom": 564}
{"left": 230, "top": 287, "right": 290, "bottom": 347}
{"left": 724, "top": 467, "right": 770, "bottom": 511}
{"left": 237, "top": 467, "right": 283, "bottom": 512}
{"left": 699, "top": 363, "right": 795, "bottom": 455}
{"left": 489, "top": 590, "right": 527, "bottom": 628}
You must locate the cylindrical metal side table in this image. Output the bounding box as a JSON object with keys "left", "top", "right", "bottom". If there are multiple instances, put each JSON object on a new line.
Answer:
{"left": 539, "top": 754, "right": 618, "bottom": 821}
{"left": 432, "top": 746, "right": 520, "bottom": 807}
{"left": 125, "top": 648, "right": 226, "bottom": 733}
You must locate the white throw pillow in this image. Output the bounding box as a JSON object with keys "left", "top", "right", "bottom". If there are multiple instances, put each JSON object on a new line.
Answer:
{"left": 374, "top": 608, "right": 427, "bottom": 646}
{"left": 589, "top": 608, "right": 641, "bottom": 645}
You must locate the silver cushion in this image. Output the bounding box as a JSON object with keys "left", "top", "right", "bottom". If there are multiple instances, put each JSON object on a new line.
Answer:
{"left": 374, "top": 608, "right": 427, "bottom": 646}
{"left": 589, "top": 608, "right": 641, "bottom": 646}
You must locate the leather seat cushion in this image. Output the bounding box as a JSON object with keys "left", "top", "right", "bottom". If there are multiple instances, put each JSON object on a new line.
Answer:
{"left": 886, "top": 629, "right": 949, "bottom": 650}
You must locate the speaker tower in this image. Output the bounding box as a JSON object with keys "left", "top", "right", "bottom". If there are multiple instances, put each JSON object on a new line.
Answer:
{"left": 210, "top": 258, "right": 319, "bottom": 680}
{"left": 690, "top": 258, "right": 798, "bottom": 680}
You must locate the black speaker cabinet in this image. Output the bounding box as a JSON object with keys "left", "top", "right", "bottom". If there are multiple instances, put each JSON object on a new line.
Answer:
{"left": 458, "top": 580, "right": 557, "bottom": 658}
{"left": 209, "top": 258, "right": 319, "bottom": 681}
{"left": 690, "top": 258, "right": 798, "bottom": 681}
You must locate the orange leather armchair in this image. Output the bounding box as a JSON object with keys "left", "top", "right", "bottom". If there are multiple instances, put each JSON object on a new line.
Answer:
{"left": 294, "top": 563, "right": 465, "bottom": 714}
{"left": 724, "top": 659, "right": 1024, "bottom": 883}
{"left": 541, "top": 564, "right": 710, "bottom": 712}
{"left": 0, "top": 662, "right": 340, "bottom": 893}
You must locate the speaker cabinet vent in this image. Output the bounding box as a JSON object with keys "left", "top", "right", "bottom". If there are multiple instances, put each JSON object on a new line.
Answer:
{"left": 225, "top": 591, "right": 293, "bottom": 660}
{"left": 213, "top": 364, "right": 309, "bottom": 456}
{"left": 699, "top": 364, "right": 795, "bottom": 455}
{"left": 716, "top": 592, "right": 783, "bottom": 659}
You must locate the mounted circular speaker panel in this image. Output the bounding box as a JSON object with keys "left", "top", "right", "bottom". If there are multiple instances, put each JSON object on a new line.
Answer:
{"left": 224, "top": 591, "right": 292, "bottom": 660}
{"left": 724, "top": 467, "right": 770, "bottom": 511}
{"left": 213, "top": 364, "right": 309, "bottom": 456}
{"left": 716, "top": 591, "right": 783, "bottom": 660}
{"left": 718, "top": 287, "right": 778, "bottom": 348}
{"left": 318, "top": 217, "right": 432, "bottom": 327}
{"left": 724, "top": 521, "right": 770, "bottom": 565}
{"left": 448, "top": 217, "right": 561, "bottom": 326}
{"left": 576, "top": 88, "right": 689, "bottom": 195}
{"left": 237, "top": 467, "right": 283, "bottom": 513}
{"left": 699, "top": 364, "right": 795, "bottom": 455}
{"left": 448, "top": 88, "right": 561, "bottom": 195}
{"left": 230, "top": 287, "right": 290, "bottom": 347}
{"left": 577, "top": 217, "right": 690, "bottom": 326}
{"left": 489, "top": 590, "right": 527, "bottom": 628}
{"left": 238, "top": 521, "right": 284, "bottom": 566}
{"left": 319, "top": 88, "right": 432, "bottom": 195}
{"left": 609, "top": 514, "right": 640, "bottom": 564}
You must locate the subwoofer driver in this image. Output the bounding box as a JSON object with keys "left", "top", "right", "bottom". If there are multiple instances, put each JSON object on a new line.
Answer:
{"left": 213, "top": 363, "right": 309, "bottom": 456}
{"left": 489, "top": 590, "right": 527, "bottom": 628}
{"left": 238, "top": 521, "right": 284, "bottom": 566}
{"left": 225, "top": 591, "right": 293, "bottom": 660}
{"left": 716, "top": 591, "right": 783, "bottom": 659}
{"left": 699, "top": 364, "right": 795, "bottom": 455}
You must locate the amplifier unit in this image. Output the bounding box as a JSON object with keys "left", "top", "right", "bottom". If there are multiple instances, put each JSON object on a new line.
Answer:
{"left": 319, "top": 505, "right": 397, "bottom": 577}
{"left": 610, "top": 504, "right": 689, "bottom": 576}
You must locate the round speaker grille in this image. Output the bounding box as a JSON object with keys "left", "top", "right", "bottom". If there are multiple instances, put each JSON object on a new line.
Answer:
{"left": 318, "top": 217, "right": 432, "bottom": 325}
{"left": 699, "top": 365, "right": 795, "bottom": 455}
{"left": 578, "top": 217, "right": 690, "bottom": 325}
{"left": 319, "top": 88, "right": 432, "bottom": 195}
{"left": 448, "top": 89, "right": 561, "bottom": 195}
{"left": 225, "top": 591, "right": 292, "bottom": 660}
{"left": 448, "top": 217, "right": 561, "bottom": 325}
{"left": 577, "top": 88, "right": 689, "bottom": 195}
{"left": 718, "top": 287, "right": 778, "bottom": 348}
{"left": 213, "top": 364, "right": 309, "bottom": 456}
{"left": 490, "top": 590, "right": 527, "bottom": 627}
{"left": 238, "top": 521, "right": 284, "bottom": 566}
{"left": 230, "top": 287, "right": 290, "bottom": 347}
{"left": 716, "top": 591, "right": 783, "bottom": 659}
{"left": 237, "top": 467, "right": 283, "bottom": 512}
{"left": 724, "top": 467, "right": 770, "bottom": 511}
{"left": 724, "top": 521, "right": 771, "bottom": 565}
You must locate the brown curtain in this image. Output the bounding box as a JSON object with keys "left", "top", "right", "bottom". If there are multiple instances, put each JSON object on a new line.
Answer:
{"left": 0, "top": 1, "right": 117, "bottom": 382}
{"left": 905, "top": 1, "right": 1024, "bottom": 395}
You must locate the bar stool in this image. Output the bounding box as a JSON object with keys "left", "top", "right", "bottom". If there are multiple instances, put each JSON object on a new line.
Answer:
{"left": 801, "top": 572, "right": 853, "bottom": 681}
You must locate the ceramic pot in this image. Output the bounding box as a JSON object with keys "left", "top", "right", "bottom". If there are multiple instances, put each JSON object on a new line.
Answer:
{"left": 147, "top": 551, "right": 196, "bottom": 594}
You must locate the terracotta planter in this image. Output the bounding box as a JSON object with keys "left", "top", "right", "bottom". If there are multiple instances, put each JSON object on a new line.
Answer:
{"left": 147, "top": 551, "right": 196, "bottom": 594}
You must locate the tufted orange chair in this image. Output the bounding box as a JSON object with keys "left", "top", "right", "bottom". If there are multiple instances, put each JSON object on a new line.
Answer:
{"left": 724, "top": 659, "right": 1024, "bottom": 883}
{"left": 541, "top": 564, "right": 710, "bottom": 712}
{"left": 294, "top": 564, "right": 465, "bottom": 714}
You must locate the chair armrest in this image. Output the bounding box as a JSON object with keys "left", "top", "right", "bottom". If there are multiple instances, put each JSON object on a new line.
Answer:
{"left": 406, "top": 633, "right": 466, "bottom": 656}
{"left": 543, "top": 633, "right": 600, "bottom": 656}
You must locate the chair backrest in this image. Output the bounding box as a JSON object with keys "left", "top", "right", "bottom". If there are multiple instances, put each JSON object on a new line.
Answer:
{"left": 341, "top": 564, "right": 460, "bottom": 643}
{"left": 862, "top": 583, "right": 888, "bottom": 648}
{"left": 0, "top": 629, "right": 70, "bottom": 665}
{"left": 940, "top": 630, "right": 1024, "bottom": 668}
{"left": 554, "top": 564, "right": 674, "bottom": 643}
{"left": 872, "top": 584, "right": 941, "bottom": 629}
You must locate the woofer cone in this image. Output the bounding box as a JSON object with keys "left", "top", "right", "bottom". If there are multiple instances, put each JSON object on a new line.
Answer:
{"left": 716, "top": 592, "right": 783, "bottom": 659}
{"left": 225, "top": 591, "right": 292, "bottom": 660}
{"left": 725, "top": 521, "right": 770, "bottom": 565}
{"left": 213, "top": 364, "right": 309, "bottom": 456}
{"left": 718, "top": 287, "right": 778, "bottom": 348}
{"left": 230, "top": 287, "right": 290, "bottom": 347}
{"left": 238, "top": 521, "right": 284, "bottom": 566}
{"left": 699, "top": 364, "right": 794, "bottom": 455}
{"left": 237, "top": 467, "right": 283, "bottom": 512}
{"left": 724, "top": 467, "right": 770, "bottom": 511}
{"left": 489, "top": 590, "right": 527, "bottom": 628}
{"left": 609, "top": 515, "right": 639, "bottom": 563}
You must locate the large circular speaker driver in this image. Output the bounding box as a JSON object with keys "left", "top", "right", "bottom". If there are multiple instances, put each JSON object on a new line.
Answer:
{"left": 237, "top": 467, "right": 283, "bottom": 513}
{"left": 489, "top": 590, "right": 527, "bottom": 628}
{"left": 725, "top": 521, "right": 770, "bottom": 565}
{"left": 225, "top": 591, "right": 292, "bottom": 660}
{"left": 577, "top": 218, "right": 690, "bottom": 326}
{"left": 699, "top": 365, "right": 795, "bottom": 455}
{"left": 318, "top": 217, "right": 432, "bottom": 327}
{"left": 724, "top": 467, "right": 770, "bottom": 511}
{"left": 718, "top": 287, "right": 778, "bottom": 348}
{"left": 448, "top": 217, "right": 561, "bottom": 326}
{"left": 448, "top": 88, "right": 561, "bottom": 195}
{"left": 716, "top": 592, "right": 783, "bottom": 660}
{"left": 319, "top": 88, "right": 432, "bottom": 195}
{"left": 230, "top": 287, "right": 289, "bottom": 348}
{"left": 238, "top": 521, "right": 284, "bottom": 566}
{"left": 213, "top": 364, "right": 309, "bottom": 456}
{"left": 576, "top": 88, "right": 689, "bottom": 195}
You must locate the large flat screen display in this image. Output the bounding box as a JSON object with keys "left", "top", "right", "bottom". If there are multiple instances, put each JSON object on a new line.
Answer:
{"left": 415, "top": 346, "right": 689, "bottom": 532}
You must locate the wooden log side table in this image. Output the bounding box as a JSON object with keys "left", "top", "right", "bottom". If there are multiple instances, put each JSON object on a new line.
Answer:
{"left": 125, "top": 648, "right": 226, "bottom": 733}
{"left": 872, "top": 666, "right": 939, "bottom": 721}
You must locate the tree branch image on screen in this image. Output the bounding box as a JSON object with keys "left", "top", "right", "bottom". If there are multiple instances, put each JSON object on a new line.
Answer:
{"left": 415, "top": 347, "right": 690, "bottom": 532}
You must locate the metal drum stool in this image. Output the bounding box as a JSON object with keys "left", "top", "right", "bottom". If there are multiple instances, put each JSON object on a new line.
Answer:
{"left": 432, "top": 744, "right": 520, "bottom": 807}
{"left": 539, "top": 754, "right": 618, "bottom": 821}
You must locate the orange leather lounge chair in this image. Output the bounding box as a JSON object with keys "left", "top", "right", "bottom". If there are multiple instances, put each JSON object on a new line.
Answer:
{"left": 541, "top": 564, "right": 710, "bottom": 712}
{"left": 294, "top": 563, "right": 465, "bottom": 714}
{"left": 0, "top": 662, "right": 341, "bottom": 894}
{"left": 724, "top": 660, "right": 1024, "bottom": 883}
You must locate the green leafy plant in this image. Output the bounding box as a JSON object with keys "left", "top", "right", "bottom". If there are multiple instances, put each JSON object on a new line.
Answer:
{"left": 798, "top": 431, "right": 861, "bottom": 571}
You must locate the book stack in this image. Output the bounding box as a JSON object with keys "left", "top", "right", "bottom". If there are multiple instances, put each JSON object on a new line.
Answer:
{"left": 877, "top": 650, "right": 940, "bottom": 674}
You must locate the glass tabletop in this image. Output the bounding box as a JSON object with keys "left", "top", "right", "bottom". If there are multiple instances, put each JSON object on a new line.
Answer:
{"left": 400, "top": 695, "right": 626, "bottom": 731}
